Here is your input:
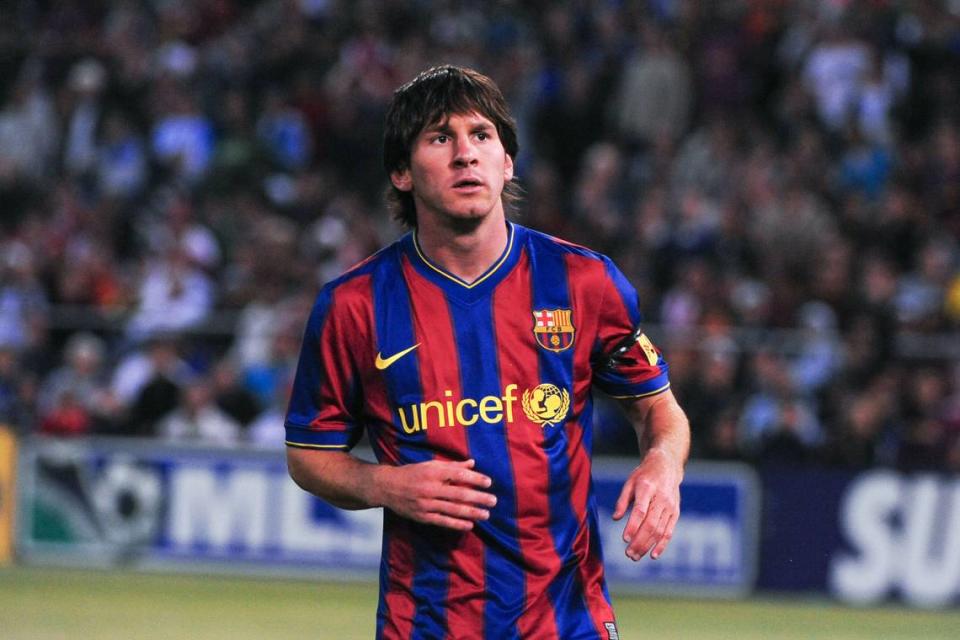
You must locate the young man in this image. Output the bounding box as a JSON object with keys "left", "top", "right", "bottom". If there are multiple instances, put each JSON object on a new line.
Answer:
{"left": 285, "top": 65, "right": 690, "bottom": 639}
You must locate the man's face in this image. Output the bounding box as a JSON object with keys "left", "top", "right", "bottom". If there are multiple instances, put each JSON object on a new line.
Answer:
{"left": 391, "top": 111, "right": 514, "bottom": 228}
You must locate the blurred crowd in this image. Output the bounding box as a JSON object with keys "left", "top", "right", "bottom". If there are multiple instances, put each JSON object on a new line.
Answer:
{"left": 0, "top": 0, "right": 959, "bottom": 471}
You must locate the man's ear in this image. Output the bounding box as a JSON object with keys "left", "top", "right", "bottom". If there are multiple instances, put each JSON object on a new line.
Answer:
{"left": 391, "top": 168, "right": 413, "bottom": 192}
{"left": 504, "top": 153, "right": 514, "bottom": 182}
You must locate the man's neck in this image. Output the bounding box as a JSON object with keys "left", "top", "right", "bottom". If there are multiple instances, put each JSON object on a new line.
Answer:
{"left": 415, "top": 212, "right": 509, "bottom": 284}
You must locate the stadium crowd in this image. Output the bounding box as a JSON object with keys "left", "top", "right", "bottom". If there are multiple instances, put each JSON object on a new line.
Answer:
{"left": 0, "top": 0, "right": 959, "bottom": 471}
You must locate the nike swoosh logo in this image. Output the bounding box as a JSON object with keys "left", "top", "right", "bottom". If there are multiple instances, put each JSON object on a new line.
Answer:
{"left": 375, "top": 343, "right": 421, "bottom": 370}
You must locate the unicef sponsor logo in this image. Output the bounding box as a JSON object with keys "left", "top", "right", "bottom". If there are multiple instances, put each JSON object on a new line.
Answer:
{"left": 396, "top": 383, "right": 571, "bottom": 434}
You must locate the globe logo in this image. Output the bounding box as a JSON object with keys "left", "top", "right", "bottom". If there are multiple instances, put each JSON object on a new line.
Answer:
{"left": 521, "top": 384, "right": 570, "bottom": 427}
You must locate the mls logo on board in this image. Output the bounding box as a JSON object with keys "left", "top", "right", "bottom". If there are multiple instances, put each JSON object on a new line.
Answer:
{"left": 532, "top": 308, "right": 575, "bottom": 353}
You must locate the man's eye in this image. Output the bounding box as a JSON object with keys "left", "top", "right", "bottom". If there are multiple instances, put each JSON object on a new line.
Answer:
{"left": 476, "top": 132, "right": 489, "bottom": 141}
{"left": 434, "top": 135, "right": 448, "bottom": 144}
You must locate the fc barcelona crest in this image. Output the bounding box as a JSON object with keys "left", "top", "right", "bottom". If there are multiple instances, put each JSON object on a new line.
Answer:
{"left": 532, "top": 308, "right": 575, "bottom": 353}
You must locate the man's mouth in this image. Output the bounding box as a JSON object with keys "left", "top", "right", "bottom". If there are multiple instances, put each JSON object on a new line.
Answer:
{"left": 453, "top": 178, "right": 484, "bottom": 189}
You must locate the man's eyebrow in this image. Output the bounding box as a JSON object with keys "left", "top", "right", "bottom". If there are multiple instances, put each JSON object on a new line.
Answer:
{"left": 422, "top": 121, "right": 452, "bottom": 135}
{"left": 420, "top": 118, "right": 494, "bottom": 136}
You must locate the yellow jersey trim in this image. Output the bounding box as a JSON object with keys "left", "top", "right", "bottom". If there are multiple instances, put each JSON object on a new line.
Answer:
{"left": 608, "top": 382, "right": 671, "bottom": 400}
{"left": 285, "top": 441, "right": 349, "bottom": 450}
{"left": 412, "top": 223, "right": 515, "bottom": 289}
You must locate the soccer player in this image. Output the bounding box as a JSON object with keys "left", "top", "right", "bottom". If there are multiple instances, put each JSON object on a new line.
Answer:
{"left": 285, "top": 65, "right": 690, "bottom": 639}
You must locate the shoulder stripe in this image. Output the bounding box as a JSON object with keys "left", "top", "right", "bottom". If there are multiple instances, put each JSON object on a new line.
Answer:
{"left": 284, "top": 441, "right": 350, "bottom": 450}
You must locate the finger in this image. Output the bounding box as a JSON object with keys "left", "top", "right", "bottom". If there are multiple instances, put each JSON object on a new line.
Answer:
{"left": 612, "top": 479, "right": 634, "bottom": 521}
{"left": 437, "top": 485, "right": 498, "bottom": 508}
{"left": 445, "top": 467, "right": 493, "bottom": 489}
{"left": 421, "top": 513, "right": 477, "bottom": 531}
{"left": 426, "top": 498, "right": 491, "bottom": 523}
{"left": 627, "top": 502, "right": 667, "bottom": 561}
{"left": 621, "top": 481, "right": 656, "bottom": 542}
{"left": 650, "top": 511, "right": 678, "bottom": 560}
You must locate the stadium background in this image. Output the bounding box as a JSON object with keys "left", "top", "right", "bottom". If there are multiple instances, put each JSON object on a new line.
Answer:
{"left": 1, "top": 0, "right": 959, "bottom": 637}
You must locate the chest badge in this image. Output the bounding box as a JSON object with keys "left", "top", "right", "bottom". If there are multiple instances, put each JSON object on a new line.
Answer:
{"left": 532, "top": 308, "right": 575, "bottom": 353}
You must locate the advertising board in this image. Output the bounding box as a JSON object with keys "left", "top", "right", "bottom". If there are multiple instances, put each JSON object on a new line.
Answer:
{"left": 760, "top": 467, "right": 960, "bottom": 608}
{"left": 17, "top": 437, "right": 760, "bottom": 596}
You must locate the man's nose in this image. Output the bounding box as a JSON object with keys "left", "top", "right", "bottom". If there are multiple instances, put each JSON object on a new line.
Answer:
{"left": 452, "top": 138, "right": 478, "bottom": 166}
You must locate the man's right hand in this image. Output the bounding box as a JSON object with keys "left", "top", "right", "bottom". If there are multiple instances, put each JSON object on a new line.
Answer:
{"left": 373, "top": 458, "right": 497, "bottom": 531}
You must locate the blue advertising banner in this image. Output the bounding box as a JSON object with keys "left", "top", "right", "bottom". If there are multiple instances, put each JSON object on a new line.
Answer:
{"left": 17, "top": 437, "right": 760, "bottom": 596}
{"left": 759, "top": 467, "right": 960, "bottom": 608}
{"left": 18, "top": 438, "right": 383, "bottom": 578}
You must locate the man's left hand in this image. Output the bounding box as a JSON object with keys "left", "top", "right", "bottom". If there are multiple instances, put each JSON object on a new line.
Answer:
{"left": 611, "top": 447, "right": 683, "bottom": 561}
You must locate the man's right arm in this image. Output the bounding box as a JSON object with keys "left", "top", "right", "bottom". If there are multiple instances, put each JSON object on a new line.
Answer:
{"left": 286, "top": 448, "right": 498, "bottom": 531}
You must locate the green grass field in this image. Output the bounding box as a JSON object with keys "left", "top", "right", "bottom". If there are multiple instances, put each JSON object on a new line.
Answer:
{"left": 2, "top": 565, "right": 958, "bottom": 639}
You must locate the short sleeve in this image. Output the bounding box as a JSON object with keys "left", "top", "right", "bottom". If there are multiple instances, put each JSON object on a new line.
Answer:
{"left": 285, "top": 285, "right": 366, "bottom": 450}
{"left": 591, "top": 257, "right": 670, "bottom": 398}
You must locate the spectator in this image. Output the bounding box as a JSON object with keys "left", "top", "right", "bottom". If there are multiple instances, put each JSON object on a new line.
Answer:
{"left": 0, "top": 70, "right": 58, "bottom": 185}
{"left": 613, "top": 23, "right": 692, "bottom": 147}
{"left": 701, "top": 407, "right": 751, "bottom": 464}
{"left": 158, "top": 379, "right": 241, "bottom": 446}
{"left": 790, "top": 301, "right": 843, "bottom": 396}
{"left": 210, "top": 357, "right": 262, "bottom": 428}
{"left": 255, "top": 88, "right": 314, "bottom": 172}
{"left": 822, "top": 387, "right": 891, "bottom": 470}
{"left": 37, "top": 332, "right": 118, "bottom": 432}
{"left": 126, "top": 246, "right": 215, "bottom": 341}
{"left": 96, "top": 111, "right": 148, "bottom": 200}
{"left": 0, "top": 242, "right": 48, "bottom": 352}
{"left": 246, "top": 370, "right": 293, "bottom": 448}
{"left": 756, "top": 399, "right": 817, "bottom": 467}
{"left": 802, "top": 25, "right": 871, "bottom": 132}
{"left": 150, "top": 84, "right": 215, "bottom": 184}
{"left": 63, "top": 58, "right": 108, "bottom": 179}
{"left": 739, "top": 350, "right": 823, "bottom": 453}
{"left": 0, "top": 343, "right": 33, "bottom": 432}
{"left": 0, "top": 1, "right": 956, "bottom": 472}
{"left": 895, "top": 236, "right": 956, "bottom": 330}
{"left": 113, "top": 334, "right": 191, "bottom": 436}
{"left": 241, "top": 313, "right": 301, "bottom": 409}
{"left": 684, "top": 349, "right": 740, "bottom": 456}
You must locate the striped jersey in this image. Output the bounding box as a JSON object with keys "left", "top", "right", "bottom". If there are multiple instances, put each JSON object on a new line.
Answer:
{"left": 286, "top": 222, "right": 670, "bottom": 640}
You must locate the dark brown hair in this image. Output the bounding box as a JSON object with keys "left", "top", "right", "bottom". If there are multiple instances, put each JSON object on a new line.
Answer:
{"left": 383, "top": 65, "right": 521, "bottom": 227}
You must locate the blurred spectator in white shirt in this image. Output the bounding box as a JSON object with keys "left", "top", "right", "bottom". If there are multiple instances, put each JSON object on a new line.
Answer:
{"left": 126, "top": 246, "right": 215, "bottom": 341}
{"left": 158, "top": 378, "right": 240, "bottom": 446}
{"left": 0, "top": 69, "right": 58, "bottom": 184}
{"left": 803, "top": 27, "right": 870, "bottom": 131}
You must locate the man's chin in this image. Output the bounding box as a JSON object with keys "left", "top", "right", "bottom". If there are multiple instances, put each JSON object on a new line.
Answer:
{"left": 444, "top": 213, "right": 486, "bottom": 235}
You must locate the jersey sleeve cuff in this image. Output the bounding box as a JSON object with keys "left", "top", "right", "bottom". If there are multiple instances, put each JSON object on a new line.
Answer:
{"left": 284, "top": 421, "right": 354, "bottom": 450}
{"left": 598, "top": 371, "right": 671, "bottom": 399}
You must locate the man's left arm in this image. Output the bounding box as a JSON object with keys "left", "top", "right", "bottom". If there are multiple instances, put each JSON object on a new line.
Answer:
{"left": 612, "top": 388, "right": 690, "bottom": 561}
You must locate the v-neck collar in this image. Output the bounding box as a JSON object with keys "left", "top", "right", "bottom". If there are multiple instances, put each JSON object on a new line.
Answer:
{"left": 405, "top": 222, "right": 522, "bottom": 302}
